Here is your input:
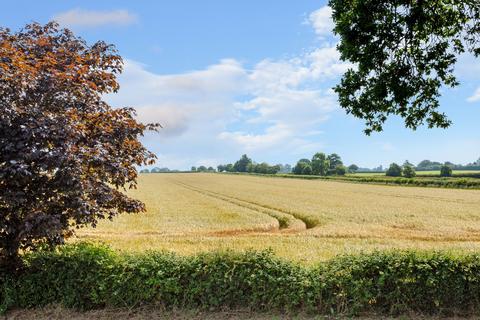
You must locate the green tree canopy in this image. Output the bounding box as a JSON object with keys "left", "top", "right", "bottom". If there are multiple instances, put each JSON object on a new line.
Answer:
{"left": 403, "top": 165, "right": 416, "bottom": 178}
{"left": 311, "top": 153, "right": 330, "bottom": 176}
{"left": 330, "top": 0, "right": 480, "bottom": 134}
{"left": 386, "top": 163, "right": 403, "bottom": 177}
{"left": 233, "top": 154, "right": 252, "bottom": 173}
{"left": 348, "top": 164, "right": 359, "bottom": 173}
{"left": 440, "top": 164, "right": 453, "bottom": 177}
{"left": 293, "top": 159, "right": 311, "bottom": 175}
{"left": 327, "top": 153, "right": 343, "bottom": 170}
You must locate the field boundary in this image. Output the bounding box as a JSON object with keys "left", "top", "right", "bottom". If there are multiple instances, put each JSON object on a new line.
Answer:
{"left": 6, "top": 243, "right": 480, "bottom": 317}
{"left": 217, "top": 172, "right": 480, "bottom": 190}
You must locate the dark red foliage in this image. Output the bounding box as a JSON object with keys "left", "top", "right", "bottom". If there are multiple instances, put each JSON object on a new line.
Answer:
{"left": 0, "top": 22, "right": 158, "bottom": 270}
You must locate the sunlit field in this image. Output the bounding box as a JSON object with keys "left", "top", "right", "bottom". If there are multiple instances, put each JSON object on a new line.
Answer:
{"left": 76, "top": 173, "right": 480, "bottom": 264}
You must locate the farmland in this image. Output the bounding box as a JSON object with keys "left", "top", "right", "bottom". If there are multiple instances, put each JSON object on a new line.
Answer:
{"left": 77, "top": 173, "right": 480, "bottom": 264}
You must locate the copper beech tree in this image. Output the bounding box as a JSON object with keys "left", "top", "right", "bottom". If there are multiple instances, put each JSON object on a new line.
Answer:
{"left": 0, "top": 22, "right": 158, "bottom": 270}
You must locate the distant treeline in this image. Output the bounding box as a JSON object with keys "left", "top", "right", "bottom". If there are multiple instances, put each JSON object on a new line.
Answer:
{"left": 358, "top": 158, "right": 480, "bottom": 172}
{"left": 140, "top": 157, "right": 480, "bottom": 176}
{"left": 415, "top": 159, "right": 480, "bottom": 171}
{"left": 217, "top": 155, "right": 291, "bottom": 174}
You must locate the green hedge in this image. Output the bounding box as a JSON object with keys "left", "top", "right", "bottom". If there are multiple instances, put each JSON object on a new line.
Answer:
{"left": 3, "top": 243, "right": 480, "bottom": 316}
{"left": 224, "top": 172, "right": 480, "bottom": 189}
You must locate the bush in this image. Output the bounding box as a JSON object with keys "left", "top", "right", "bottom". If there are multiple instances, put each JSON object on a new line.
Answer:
{"left": 4, "top": 243, "right": 480, "bottom": 316}
{"left": 440, "top": 165, "right": 453, "bottom": 177}
{"left": 386, "top": 163, "right": 402, "bottom": 177}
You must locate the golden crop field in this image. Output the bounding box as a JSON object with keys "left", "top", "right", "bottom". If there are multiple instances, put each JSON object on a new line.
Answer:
{"left": 76, "top": 173, "right": 480, "bottom": 264}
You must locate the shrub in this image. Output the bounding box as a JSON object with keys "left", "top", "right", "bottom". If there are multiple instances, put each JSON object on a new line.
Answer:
{"left": 440, "top": 165, "right": 453, "bottom": 177}
{"left": 386, "top": 163, "right": 402, "bottom": 177}
{"left": 4, "top": 243, "right": 480, "bottom": 316}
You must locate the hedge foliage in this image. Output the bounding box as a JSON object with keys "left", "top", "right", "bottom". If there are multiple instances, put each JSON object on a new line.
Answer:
{"left": 3, "top": 243, "right": 480, "bottom": 316}
{"left": 226, "top": 172, "right": 480, "bottom": 189}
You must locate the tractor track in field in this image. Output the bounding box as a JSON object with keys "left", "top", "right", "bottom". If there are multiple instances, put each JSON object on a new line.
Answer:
{"left": 172, "top": 180, "right": 314, "bottom": 232}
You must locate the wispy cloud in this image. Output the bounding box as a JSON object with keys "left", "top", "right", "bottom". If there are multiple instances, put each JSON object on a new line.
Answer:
{"left": 467, "top": 87, "right": 480, "bottom": 102}
{"left": 53, "top": 9, "right": 137, "bottom": 28}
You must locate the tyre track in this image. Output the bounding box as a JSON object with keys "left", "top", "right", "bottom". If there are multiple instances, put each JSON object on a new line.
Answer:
{"left": 173, "top": 181, "right": 308, "bottom": 232}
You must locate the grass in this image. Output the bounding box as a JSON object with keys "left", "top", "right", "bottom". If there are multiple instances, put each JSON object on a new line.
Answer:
{"left": 76, "top": 173, "right": 480, "bottom": 264}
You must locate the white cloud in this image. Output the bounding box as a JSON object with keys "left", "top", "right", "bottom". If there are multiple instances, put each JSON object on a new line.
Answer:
{"left": 53, "top": 9, "right": 137, "bottom": 28}
{"left": 105, "top": 46, "right": 348, "bottom": 168}
{"left": 101, "top": 5, "right": 351, "bottom": 169}
{"left": 467, "top": 87, "right": 480, "bottom": 102}
{"left": 307, "top": 6, "right": 334, "bottom": 38}
{"left": 308, "top": 47, "right": 352, "bottom": 78}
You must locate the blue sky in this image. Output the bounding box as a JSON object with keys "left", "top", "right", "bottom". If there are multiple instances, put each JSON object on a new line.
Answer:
{"left": 3, "top": 1, "right": 480, "bottom": 169}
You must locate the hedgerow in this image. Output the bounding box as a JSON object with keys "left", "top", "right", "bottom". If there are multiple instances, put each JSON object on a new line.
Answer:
{"left": 2, "top": 243, "right": 480, "bottom": 316}
{"left": 225, "top": 172, "right": 480, "bottom": 189}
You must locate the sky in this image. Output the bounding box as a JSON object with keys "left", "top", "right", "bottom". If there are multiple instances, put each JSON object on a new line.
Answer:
{"left": 2, "top": 1, "right": 480, "bottom": 169}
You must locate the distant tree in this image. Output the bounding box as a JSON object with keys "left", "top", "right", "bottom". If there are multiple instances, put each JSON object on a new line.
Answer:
{"left": 233, "top": 154, "right": 252, "bottom": 172}
{"left": 386, "top": 163, "right": 402, "bottom": 177}
{"left": 225, "top": 164, "right": 234, "bottom": 172}
{"left": 311, "top": 153, "right": 330, "bottom": 176}
{"left": 197, "top": 166, "right": 207, "bottom": 172}
{"left": 403, "top": 165, "right": 416, "bottom": 178}
{"left": 191, "top": 166, "right": 197, "bottom": 172}
{"left": 348, "top": 164, "right": 359, "bottom": 173}
{"left": 217, "top": 165, "right": 225, "bottom": 172}
{"left": 417, "top": 160, "right": 442, "bottom": 171}
{"left": 335, "top": 165, "right": 347, "bottom": 176}
{"left": 330, "top": 0, "right": 480, "bottom": 134}
{"left": 270, "top": 164, "right": 281, "bottom": 174}
{"left": 327, "top": 153, "right": 343, "bottom": 170}
{"left": 302, "top": 164, "right": 312, "bottom": 175}
{"left": 139, "top": 169, "right": 150, "bottom": 173}
{"left": 403, "top": 160, "right": 414, "bottom": 167}
{"left": 293, "top": 159, "right": 311, "bottom": 175}
{"left": 207, "top": 166, "right": 215, "bottom": 172}
{"left": 440, "top": 164, "right": 453, "bottom": 177}
{"left": 0, "top": 22, "right": 158, "bottom": 270}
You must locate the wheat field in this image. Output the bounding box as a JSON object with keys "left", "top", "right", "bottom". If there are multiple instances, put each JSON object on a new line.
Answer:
{"left": 76, "top": 173, "right": 480, "bottom": 263}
